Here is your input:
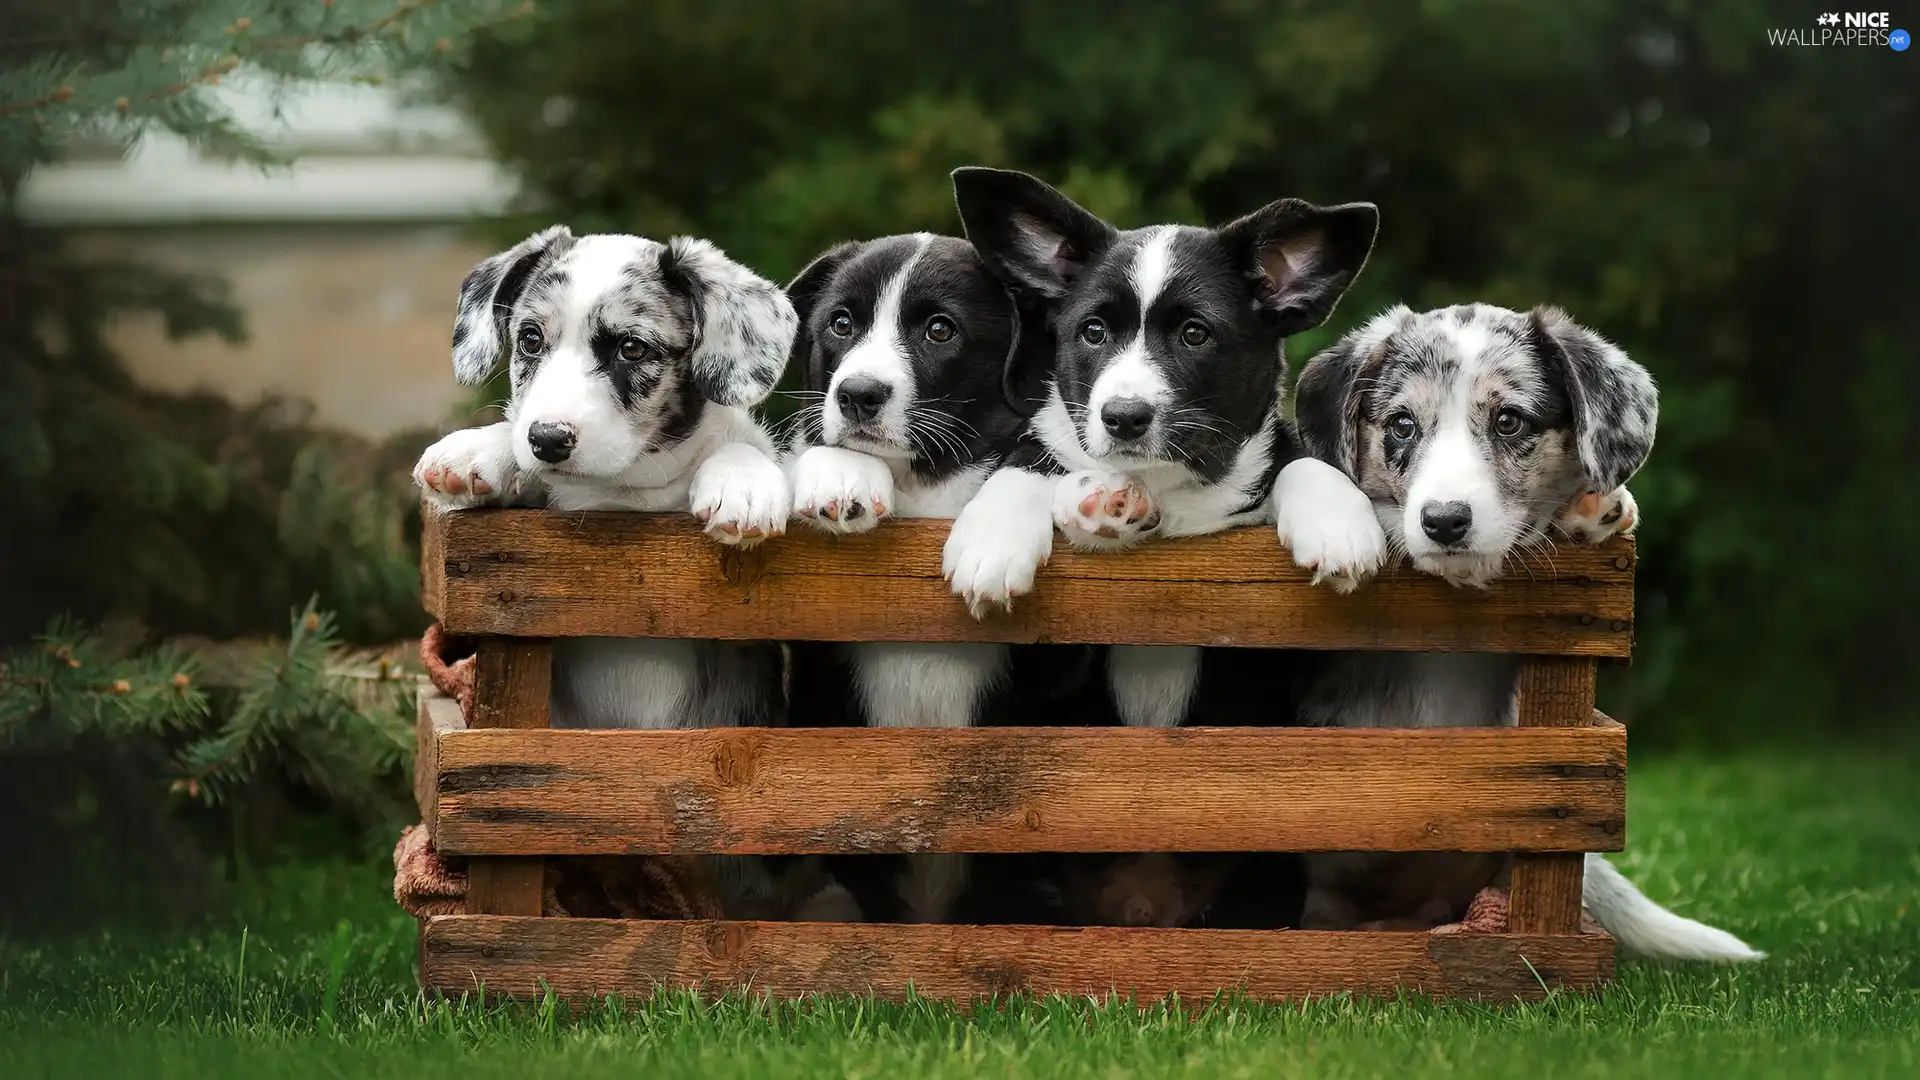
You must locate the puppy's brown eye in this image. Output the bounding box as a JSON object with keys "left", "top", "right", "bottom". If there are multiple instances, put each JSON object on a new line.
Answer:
{"left": 1493, "top": 408, "right": 1530, "bottom": 439}
{"left": 1179, "top": 321, "right": 1211, "bottom": 348}
{"left": 925, "top": 315, "right": 956, "bottom": 344}
{"left": 1080, "top": 319, "right": 1107, "bottom": 346}
{"left": 829, "top": 310, "right": 854, "bottom": 337}
{"left": 517, "top": 324, "right": 544, "bottom": 355}
{"left": 1387, "top": 413, "right": 1418, "bottom": 442}
{"left": 618, "top": 336, "right": 651, "bottom": 363}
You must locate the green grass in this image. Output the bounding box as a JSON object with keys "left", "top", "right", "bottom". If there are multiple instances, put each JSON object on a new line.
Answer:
{"left": 4, "top": 743, "right": 1918, "bottom": 1079}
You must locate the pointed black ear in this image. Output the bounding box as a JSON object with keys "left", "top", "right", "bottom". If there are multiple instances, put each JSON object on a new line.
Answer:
{"left": 1218, "top": 200, "right": 1378, "bottom": 337}
{"left": 785, "top": 242, "right": 859, "bottom": 393}
{"left": 952, "top": 167, "right": 1118, "bottom": 299}
{"left": 449, "top": 225, "right": 572, "bottom": 385}
{"left": 660, "top": 237, "right": 798, "bottom": 407}
{"left": 1526, "top": 306, "right": 1659, "bottom": 492}
{"left": 1292, "top": 306, "right": 1410, "bottom": 477}
{"left": 997, "top": 285, "right": 1038, "bottom": 417}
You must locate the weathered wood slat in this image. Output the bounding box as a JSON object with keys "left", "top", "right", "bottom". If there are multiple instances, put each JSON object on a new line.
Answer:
{"left": 1509, "top": 658, "right": 1601, "bottom": 935}
{"left": 431, "top": 724, "right": 1626, "bottom": 857}
{"left": 464, "top": 640, "right": 552, "bottom": 918}
{"left": 420, "top": 916, "right": 1615, "bottom": 1003}
{"left": 422, "top": 510, "right": 1635, "bottom": 655}
{"left": 419, "top": 505, "right": 447, "bottom": 623}
{"left": 415, "top": 681, "right": 464, "bottom": 838}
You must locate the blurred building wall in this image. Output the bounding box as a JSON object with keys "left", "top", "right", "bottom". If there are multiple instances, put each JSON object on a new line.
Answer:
{"left": 18, "top": 79, "right": 515, "bottom": 440}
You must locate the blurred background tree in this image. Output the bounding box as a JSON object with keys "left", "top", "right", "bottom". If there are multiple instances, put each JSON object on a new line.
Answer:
{"left": 450, "top": 0, "right": 1917, "bottom": 745}
{"left": 0, "top": 0, "right": 526, "bottom": 928}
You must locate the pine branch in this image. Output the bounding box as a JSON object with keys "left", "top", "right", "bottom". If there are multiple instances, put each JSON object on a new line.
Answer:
{"left": 0, "top": 0, "right": 542, "bottom": 190}
{"left": 2, "top": 603, "right": 420, "bottom": 823}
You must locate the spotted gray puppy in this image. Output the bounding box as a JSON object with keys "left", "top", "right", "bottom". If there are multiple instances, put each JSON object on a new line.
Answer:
{"left": 411, "top": 226, "right": 858, "bottom": 923}
{"left": 1294, "top": 302, "right": 1651, "bottom": 587}
{"left": 416, "top": 225, "right": 794, "bottom": 537}
{"left": 1289, "top": 302, "right": 1761, "bottom": 962}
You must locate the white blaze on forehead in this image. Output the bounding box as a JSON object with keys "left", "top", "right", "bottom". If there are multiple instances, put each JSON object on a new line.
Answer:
{"left": 1401, "top": 320, "right": 1503, "bottom": 551}
{"left": 1126, "top": 226, "right": 1178, "bottom": 313}
{"left": 1085, "top": 228, "right": 1177, "bottom": 452}
{"left": 824, "top": 233, "right": 931, "bottom": 444}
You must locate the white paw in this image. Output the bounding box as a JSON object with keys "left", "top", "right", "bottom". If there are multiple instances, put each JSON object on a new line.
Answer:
{"left": 689, "top": 445, "right": 791, "bottom": 547}
{"left": 413, "top": 424, "right": 517, "bottom": 511}
{"left": 789, "top": 445, "right": 894, "bottom": 535}
{"left": 1556, "top": 486, "right": 1638, "bottom": 545}
{"left": 941, "top": 470, "right": 1056, "bottom": 619}
{"left": 1274, "top": 457, "right": 1388, "bottom": 594}
{"left": 1053, "top": 471, "right": 1160, "bottom": 551}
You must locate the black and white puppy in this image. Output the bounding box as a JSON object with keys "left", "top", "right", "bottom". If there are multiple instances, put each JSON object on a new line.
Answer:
{"left": 780, "top": 233, "right": 1095, "bottom": 922}
{"left": 1290, "top": 302, "right": 1761, "bottom": 961}
{"left": 413, "top": 226, "right": 855, "bottom": 922}
{"left": 944, "top": 167, "right": 1385, "bottom": 730}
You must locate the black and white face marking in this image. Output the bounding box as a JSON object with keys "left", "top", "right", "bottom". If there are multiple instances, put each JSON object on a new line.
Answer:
{"left": 952, "top": 167, "right": 1378, "bottom": 484}
{"left": 1054, "top": 224, "right": 1286, "bottom": 470}
{"left": 785, "top": 234, "right": 1028, "bottom": 481}
{"left": 448, "top": 226, "right": 795, "bottom": 480}
{"left": 1293, "top": 303, "right": 1658, "bottom": 586}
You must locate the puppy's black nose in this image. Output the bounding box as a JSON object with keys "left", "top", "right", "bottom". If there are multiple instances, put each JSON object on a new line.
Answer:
{"left": 836, "top": 376, "right": 894, "bottom": 424}
{"left": 527, "top": 421, "right": 576, "bottom": 464}
{"left": 1420, "top": 501, "right": 1473, "bottom": 546}
{"left": 1100, "top": 397, "right": 1155, "bottom": 442}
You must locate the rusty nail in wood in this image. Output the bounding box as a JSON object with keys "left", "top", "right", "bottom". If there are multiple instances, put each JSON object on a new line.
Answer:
{"left": 1614, "top": 556, "right": 1632, "bottom": 570}
{"left": 1579, "top": 613, "right": 1594, "bottom": 625}
{"left": 1611, "top": 619, "right": 1630, "bottom": 632}
{"left": 456, "top": 560, "right": 471, "bottom": 574}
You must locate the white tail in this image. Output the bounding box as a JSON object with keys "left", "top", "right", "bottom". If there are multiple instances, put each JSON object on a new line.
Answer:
{"left": 1581, "top": 853, "right": 1764, "bottom": 962}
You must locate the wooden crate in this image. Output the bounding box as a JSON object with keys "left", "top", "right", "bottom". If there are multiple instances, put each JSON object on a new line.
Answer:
{"left": 416, "top": 509, "right": 1635, "bottom": 1003}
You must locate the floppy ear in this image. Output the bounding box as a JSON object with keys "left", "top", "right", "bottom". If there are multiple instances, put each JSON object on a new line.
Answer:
{"left": 449, "top": 225, "right": 572, "bottom": 385}
{"left": 1291, "top": 338, "right": 1367, "bottom": 478}
{"left": 1291, "top": 305, "right": 1411, "bottom": 478}
{"left": 660, "top": 237, "right": 799, "bottom": 408}
{"left": 1526, "top": 306, "right": 1659, "bottom": 492}
{"left": 952, "top": 166, "right": 1118, "bottom": 300}
{"left": 1217, "top": 200, "right": 1379, "bottom": 337}
{"left": 784, "top": 242, "right": 858, "bottom": 393}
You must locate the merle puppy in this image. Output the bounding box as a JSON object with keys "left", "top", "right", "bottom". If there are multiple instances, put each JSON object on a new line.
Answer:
{"left": 779, "top": 232, "right": 1099, "bottom": 923}
{"left": 412, "top": 225, "right": 854, "bottom": 922}
{"left": 943, "top": 167, "right": 1386, "bottom": 730}
{"left": 1288, "top": 302, "right": 1761, "bottom": 961}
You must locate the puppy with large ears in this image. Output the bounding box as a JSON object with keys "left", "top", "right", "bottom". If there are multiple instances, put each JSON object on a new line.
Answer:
{"left": 410, "top": 227, "right": 856, "bottom": 922}
{"left": 1289, "top": 303, "right": 1761, "bottom": 962}
{"left": 945, "top": 167, "right": 1382, "bottom": 730}
{"left": 945, "top": 168, "right": 1387, "bottom": 610}
{"left": 415, "top": 225, "right": 794, "bottom": 540}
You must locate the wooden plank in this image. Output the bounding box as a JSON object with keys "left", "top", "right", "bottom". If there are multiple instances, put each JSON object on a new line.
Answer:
{"left": 422, "top": 511, "right": 1635, "bottom": 656}
{"left": 464, "top": 639, "right": 551, "bottom": 918}
{"left": 420, "top": 505, "right": 447, "bottom": 621}
{"left": 470, "top": 638, "right": 552, "bottom": 731}
{"left": 420, "top": 916, "right": 1614, "bottom": 1003}
{"left": 1509, "top": 658, "right": 1601, "bottom": 935}
{"left": 414, "top": 681, "right": 465, "bottom": 837}
{"left": 431, "top": 724, "right": 1626, "bottom": 857}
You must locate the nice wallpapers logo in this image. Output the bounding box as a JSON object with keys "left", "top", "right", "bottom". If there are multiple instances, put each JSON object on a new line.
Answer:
{"left": 1768, "top": 11, "right": 1910, "bottom": 48}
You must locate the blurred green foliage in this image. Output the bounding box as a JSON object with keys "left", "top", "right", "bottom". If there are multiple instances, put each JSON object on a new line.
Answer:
{"left": 448, "top": 0, "right": 1917, "bottom": 744}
